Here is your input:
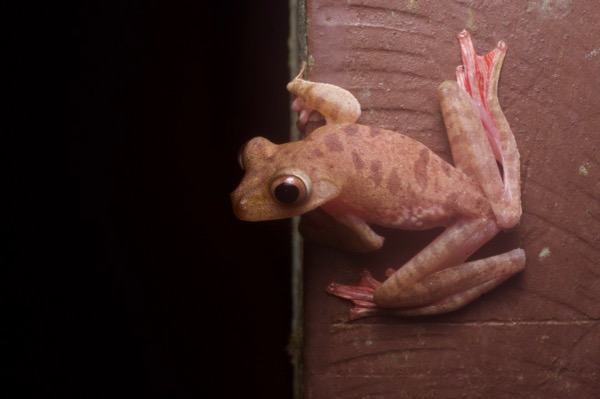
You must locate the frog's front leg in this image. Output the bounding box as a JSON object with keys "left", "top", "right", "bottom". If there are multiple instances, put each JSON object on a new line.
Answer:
{"left": 320, "top": 206, "right": 386, "bottom": 251}
{"left": 287, "top": 64, "right": 361, "bottom": 132}
{"left": 327, "top": 218, "right": 525, "bottom": 319}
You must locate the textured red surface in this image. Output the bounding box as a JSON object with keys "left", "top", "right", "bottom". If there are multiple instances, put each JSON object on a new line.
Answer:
{"left": 300, "top": 1, "right": 599, "bottom": 397}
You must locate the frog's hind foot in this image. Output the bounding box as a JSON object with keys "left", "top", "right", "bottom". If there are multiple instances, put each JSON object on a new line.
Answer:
{"left": 326, "top": 270, "right": 386, "bottom": 320}
{"left": 327, "top": 269, "right": 381, "bottom": 307}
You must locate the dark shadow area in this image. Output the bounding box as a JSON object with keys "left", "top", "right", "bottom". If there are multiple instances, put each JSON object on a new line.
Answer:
{"left": 71, "top": 1, "right": 292, "bottom": 397}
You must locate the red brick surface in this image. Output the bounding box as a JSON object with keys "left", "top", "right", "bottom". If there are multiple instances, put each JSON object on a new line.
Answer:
{"left": 299, "top": 1, "right": 600, "bottom": 397}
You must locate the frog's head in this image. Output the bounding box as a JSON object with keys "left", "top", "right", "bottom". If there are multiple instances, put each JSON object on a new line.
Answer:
{"left": 231, "top": 136, "right": 341, "bottom": 221}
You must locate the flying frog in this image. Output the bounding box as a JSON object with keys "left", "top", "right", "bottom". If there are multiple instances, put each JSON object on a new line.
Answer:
{"left": 231, "top": 30, "right": 525, "bottom": 320}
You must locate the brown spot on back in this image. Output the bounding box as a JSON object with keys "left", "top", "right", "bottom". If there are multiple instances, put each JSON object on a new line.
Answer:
{"left": 370, "top": 159, "right": 383, "bottom": 186}
{"left": 324, "top": 134, "right": 344, "bottom": 152}
{"left": 352, "top": 151, "right": 365, "bottom": 170}
{"left": 414, "top": 148, "right": 430, "bottom": 190}
{"left": 369, "top": 126, "right": 383, "bottom": 137}
{"left": 309, "top": 148, "right": 325, "bottom": 159}
{"left": 441, "top": 161, "right": 453, "bottom": 178}
{"left": 387, "top": 167, "right": 402, "bottom": 195}
{"left": 444, "top": 192, "right": 462, "bottom": 215}
{"left": 343, "top": 124, "right": 359, "bottom": 135}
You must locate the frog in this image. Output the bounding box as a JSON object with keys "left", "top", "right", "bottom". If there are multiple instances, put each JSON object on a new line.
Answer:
{"left": 231, "top": 30, "right": 525, "bottom": 320}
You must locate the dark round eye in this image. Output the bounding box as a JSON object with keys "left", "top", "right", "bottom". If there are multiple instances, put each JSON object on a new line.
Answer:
{"left": 270, "top": 175, "right": 309, "bottom": 205}
{"left": 237, "top": 143, "right": 247, "bottom": 170}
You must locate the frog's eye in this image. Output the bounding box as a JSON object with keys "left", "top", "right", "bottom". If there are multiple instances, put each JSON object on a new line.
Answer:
{"left": 270, "top": 174, "right": 309, "bottom": 205}
{"left": 237, "top": 143, "right": 247, "bottom": 170}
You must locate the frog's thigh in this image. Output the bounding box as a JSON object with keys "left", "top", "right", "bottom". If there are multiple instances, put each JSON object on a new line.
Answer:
{"left": 389, "top": 273, "right": 517, "bottom": 316}
{"left": 406, "top": 248, "right": 525, "bottom": 304}
{"left": 437, "top": 81, "right": 521, "bottom": 229}
{"left": 378, "top": 248, "right": 525, "bottom": 310}
{"left": 373, "top": 218, "right": 506, "bottom": 308}
{"left": 437, "top": 81, "right": 503, "bottom": 195}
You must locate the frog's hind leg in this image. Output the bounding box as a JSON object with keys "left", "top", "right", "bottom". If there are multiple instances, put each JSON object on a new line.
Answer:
{"left": 328, "top": 217, "right": 524, "bottom": 319}
{"left": 372, "top": 216, "right": 525, "bottom": 307}
{"left": 386, "top": 248, "right": 525, "bottom": 316}
{"left": 438, "top": 31, "right": 521, "bottom": 229}
{"left": 328, "top": 248, "right": 525, "bottom": 320}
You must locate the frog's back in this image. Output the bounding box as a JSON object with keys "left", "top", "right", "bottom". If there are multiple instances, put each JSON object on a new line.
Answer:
{"left": 307, "top": 123, "right": 492, "bottom": 228}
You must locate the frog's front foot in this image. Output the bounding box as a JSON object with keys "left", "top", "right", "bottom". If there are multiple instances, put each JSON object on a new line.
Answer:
{"left": 290, "top": 95, "right": 318, "bottom": 133}
{"left": 287, "top": 64, "right": 361, "bottom": 134}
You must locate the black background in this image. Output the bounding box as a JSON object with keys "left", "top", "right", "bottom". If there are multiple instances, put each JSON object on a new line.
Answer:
{"left": 71, "top": 1, "right": 292, "bottom": 397}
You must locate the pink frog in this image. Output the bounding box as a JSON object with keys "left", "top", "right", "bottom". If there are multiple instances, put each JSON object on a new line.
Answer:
{"left": 231, "top": 31, "right": 525, "bottom": 320}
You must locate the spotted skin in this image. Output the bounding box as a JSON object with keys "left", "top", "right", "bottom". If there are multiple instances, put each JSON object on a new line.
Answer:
{"left": 231, "top": 31, "right": 525, "bottom": 319}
